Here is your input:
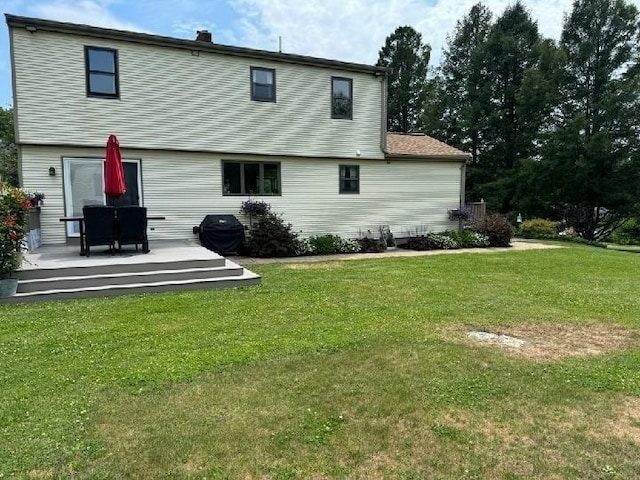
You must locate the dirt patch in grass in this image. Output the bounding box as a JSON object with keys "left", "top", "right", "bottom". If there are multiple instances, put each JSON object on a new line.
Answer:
{"left": 453, "top": 323, "right": 640, "bottom": 361}
{"left": 600, "top": 397, "right": 640, "bottom": 444}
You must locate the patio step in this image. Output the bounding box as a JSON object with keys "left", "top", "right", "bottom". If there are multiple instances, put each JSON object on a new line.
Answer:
{"left": 4, "top": 270, "right": 261, "bottom": 302}
{"left": 16, "top": 257, "right": 227, "bottom": 280}
{"left": 2, "top": 248, "right": 260, "bottom": 303}
{"left": 16, "top": 264, "right": 245, "bottom": 293}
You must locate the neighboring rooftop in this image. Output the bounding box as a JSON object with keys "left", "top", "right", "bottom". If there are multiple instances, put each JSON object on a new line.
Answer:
{"left": 385, "top": 133, "right": 470, "bottom": 159}
{"left": 5, "top": 14, "right": 388, "bottom": 76}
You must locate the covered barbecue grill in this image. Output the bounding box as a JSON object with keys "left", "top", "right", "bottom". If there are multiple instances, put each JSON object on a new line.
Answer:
{"left": 194, "top": 215, "right": 245, "bottom": 254}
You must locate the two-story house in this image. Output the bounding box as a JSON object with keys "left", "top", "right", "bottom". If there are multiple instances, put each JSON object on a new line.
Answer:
{"left": 6, "top": 14, "right": 469, "bottom": 247}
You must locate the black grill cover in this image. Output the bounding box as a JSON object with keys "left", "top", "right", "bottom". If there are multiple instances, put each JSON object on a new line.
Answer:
{"left": 197, "top": 215, "right": 245, "bottom": 254}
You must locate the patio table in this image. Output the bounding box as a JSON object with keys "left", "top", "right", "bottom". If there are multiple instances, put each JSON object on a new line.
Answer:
{"left": 60, "top": 215, "right": 166, "bottom": 256}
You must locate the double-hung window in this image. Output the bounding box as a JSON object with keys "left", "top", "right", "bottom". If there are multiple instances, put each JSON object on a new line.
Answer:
{"left": 223, "top": 161, "right": 281, "bottom": 195}
{"left": 251, "top": 67, "right": 276, "bottom": 102}
{"left": 331, "top": 77, "right": 352, "bottom": 119}
{"left": 85, "top": 46, "right": 119, "bottom": 98}
{"left": 339, "top": 165, "right": 359, "bottom": 193}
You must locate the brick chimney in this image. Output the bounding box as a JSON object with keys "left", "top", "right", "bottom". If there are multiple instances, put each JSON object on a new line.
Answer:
{"left": 196, "top": 30, "right": 212, "bottom": 42}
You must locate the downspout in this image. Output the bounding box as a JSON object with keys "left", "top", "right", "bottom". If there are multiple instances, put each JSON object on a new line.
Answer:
{"left": 379, "top": 70, "right": 388, "bottom": 155}
{"left": 460, "top": 161, "right": 467, "bottom": 208}
{"left": 7, "top": 23, "right": 22, "bottom": 186}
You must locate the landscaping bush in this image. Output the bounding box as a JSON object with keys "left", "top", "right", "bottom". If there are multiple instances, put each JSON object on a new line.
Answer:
{"left": 357, "top": 237, "right": 386, "bottom": 253}
{"left": 245, "top": 212, "right": 299, "bottom": 257}
{"left": 402, "top": 233, "right": 458, "bottom": 251}
{"left": 442, "top": 230, "right": 490, "bottom": 248}
{"left": 611, "top": 218, "right": 640, "bottom": 245}
{"left": 1, "top": 182, "right": 29, "bottom": 279}
{"left": 339, "top": 238, "right": 361, "bottom": 253}
{"left": 294, "top": 238, "right": 313, "bottom": 256}
{"left": 308, "top": 234, "right": 342, "bottom": 255}
{"left": 304, "top": 235, "right": 361, "bottom": 255}
{"left": 470, "top": 214, "right": 515, "bottom": 247}
{"left": 517, "top": 218, "right": 559, "bottom": 239}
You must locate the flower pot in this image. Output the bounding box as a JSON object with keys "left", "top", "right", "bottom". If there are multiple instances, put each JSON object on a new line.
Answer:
{"left": 0, "top": 278, "right": 18, "bottom": 297}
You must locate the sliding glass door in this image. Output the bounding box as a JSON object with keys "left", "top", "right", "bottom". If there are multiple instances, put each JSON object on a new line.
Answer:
{"left": 63, "top": 157, "right": 141, "bottom": 236}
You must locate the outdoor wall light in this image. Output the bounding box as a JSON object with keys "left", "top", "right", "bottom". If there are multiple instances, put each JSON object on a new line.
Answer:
{"left": 25, "top": 25, "right": 37, "bottom": 34}
{"left": 48, "top": 166, "right": 56, "bottom": 176}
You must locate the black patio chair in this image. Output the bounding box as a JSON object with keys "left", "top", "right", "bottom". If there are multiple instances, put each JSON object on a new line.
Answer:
{"left": 82, "top": 205, "right": 117, "bottom": 257}
{"left": 117, "top": 206, "right": 149, "bottom": 253}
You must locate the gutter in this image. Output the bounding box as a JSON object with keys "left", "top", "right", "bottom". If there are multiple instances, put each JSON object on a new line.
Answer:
{"left": 5, "top": 14, "right": 389, "bottom": 76}
{"left": 383, "top": 152, "right": 471, "bottom": 162}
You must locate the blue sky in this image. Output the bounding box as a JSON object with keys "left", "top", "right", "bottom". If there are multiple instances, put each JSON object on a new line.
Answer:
{"left": 2, "top": 0, "right": 639, "bottom": 108}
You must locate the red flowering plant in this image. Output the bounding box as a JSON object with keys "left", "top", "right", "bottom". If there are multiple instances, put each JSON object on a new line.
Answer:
{"left": 0, "top": 181, "right": 29, "bottom": 279}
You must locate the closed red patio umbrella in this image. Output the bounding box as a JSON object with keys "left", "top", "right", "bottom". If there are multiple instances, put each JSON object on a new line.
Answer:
{"left": 104, "top": 134, "right": 126, "bottom": 198}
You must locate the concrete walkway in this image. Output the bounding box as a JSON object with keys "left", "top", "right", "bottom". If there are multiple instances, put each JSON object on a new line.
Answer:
{"left": 234, "top": 240, "right": 564, "bottom": 266}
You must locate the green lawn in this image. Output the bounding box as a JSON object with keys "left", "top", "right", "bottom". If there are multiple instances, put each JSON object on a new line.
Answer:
{"left": 2, "top": 246, "right": 640, "bottom": 478}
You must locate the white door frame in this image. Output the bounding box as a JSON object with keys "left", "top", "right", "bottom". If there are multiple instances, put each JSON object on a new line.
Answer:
{"left": 62, "top": 157, "right": 142, "bottom": 237}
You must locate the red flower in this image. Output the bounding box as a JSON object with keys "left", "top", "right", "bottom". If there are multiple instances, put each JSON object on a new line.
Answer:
{"left": 3, "top": 216, "right": 16, "bottom": 229}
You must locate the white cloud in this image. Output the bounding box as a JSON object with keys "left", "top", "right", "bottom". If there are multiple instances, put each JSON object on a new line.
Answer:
{"left": 29, "top": 0, "right": 145, "bottom": 31}
{"left": 229, "top": 0, "right": 640, "bottom": 67}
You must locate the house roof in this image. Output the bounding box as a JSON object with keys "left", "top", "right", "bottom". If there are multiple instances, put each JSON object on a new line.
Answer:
{"left": 385, "top": 133, "right": 470, "bottom": 160}
{"left": 5, "top": 14, "right": 388, "bottom": 76}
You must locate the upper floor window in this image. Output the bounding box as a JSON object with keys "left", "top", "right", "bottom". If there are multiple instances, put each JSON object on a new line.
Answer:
{"left": 223, "top": 161, "right": 281, "bottom": 195}
{"left": 339, "top": 165, "right": 359, "bottom": 193}
{"left": 251, "top": 67, "right": 276, "bottom": 102}
{"left": 332, "top": 77, "right": 352, "bottom": 119}
{"left": 85, "top": 46, "right": 119, "bottom": 98}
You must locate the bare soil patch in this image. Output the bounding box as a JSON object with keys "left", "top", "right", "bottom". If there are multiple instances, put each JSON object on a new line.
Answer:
{"left": 601, "top": 397, "right": 640, "bottom": 444}
{"left": 453, "top": 323, "right": 640, "bottom": 361}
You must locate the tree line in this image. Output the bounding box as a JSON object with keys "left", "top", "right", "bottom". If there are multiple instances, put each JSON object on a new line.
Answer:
{"left": 1, "top": 0, "right": 638, "bottom": 239}
{"left": 378, "top": 0, "right": 640, "bottom": 239}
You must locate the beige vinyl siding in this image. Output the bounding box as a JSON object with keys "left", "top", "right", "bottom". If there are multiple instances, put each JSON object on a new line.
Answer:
{"left": 279, "top": 159, "right": 462, "bottom": 238}
{"left": 21, "top": 145, "right": 462, "bottom": 245}
{"left": 11, "top": 28, "right": 384, "bottom": 159}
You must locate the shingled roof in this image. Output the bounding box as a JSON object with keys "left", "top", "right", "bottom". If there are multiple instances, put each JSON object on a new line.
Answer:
{"left": 385, "top": 133, "right": 469, "bottom": 159}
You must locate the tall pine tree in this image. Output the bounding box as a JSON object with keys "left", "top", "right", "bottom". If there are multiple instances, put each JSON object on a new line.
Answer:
{"left": 538, "top": 0, "right": 640, "bottom": 238}
{"left": 471, "top": 1, "right": 556, "bottom": 213}
{"left": 377, "top": 26, "right": 431, "bottom": 133}
{"left": 429, "top": 3, "right": 493, "bottom": 165}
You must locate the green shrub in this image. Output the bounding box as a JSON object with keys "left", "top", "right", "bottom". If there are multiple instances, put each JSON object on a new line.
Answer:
{"left": 611, "top": 218, "right": 640, "bottom": 245}
{"left": 357, "top": 237, "right": 386, "bottom": 253}
{"left": 339, "top": 238, "right": 361, "bottom": 253}
{"left": 518, "top": 218, "right": 559, "bottom": 239}
{"left": 294, "top": 238, "right": 313, "bottom": 256}
{"left": 402, "top": 233, "right": 458, "bottom": 251}
{"left": 1, "top": 182, "right": 29, "bottom": 278}
{"left": 471, "top": 214, "right": 515, "bottom": 247}
{"left": 442, "top": 230, "right": 490, "bottom": 248}
{"left": 306, "top": 235, "right": 361, "bottom": 255}
{"left": 308, "top": 235, "right": 342, "bottom": 255}
{"left": 245, "top": 212, "right": 299, "bottom": 257}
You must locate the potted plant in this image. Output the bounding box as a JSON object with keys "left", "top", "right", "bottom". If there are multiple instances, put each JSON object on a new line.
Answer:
{"left": 27, "top": 191, "right": 45, "bottom": 207}
{"left": 0, "top": 182, "right": 29, "bottom": 297}
{"left": 448, "top": 207, "right": 473, "bottom": 222}
{"left": 240, "top": 199, "right": 271, "bottom": 228}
